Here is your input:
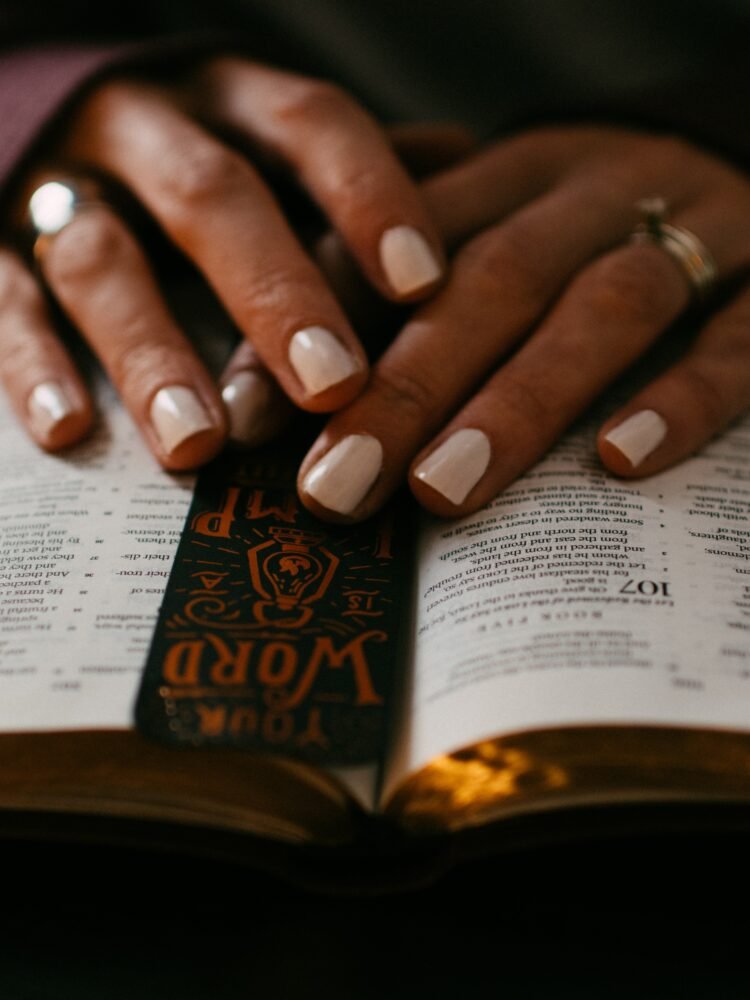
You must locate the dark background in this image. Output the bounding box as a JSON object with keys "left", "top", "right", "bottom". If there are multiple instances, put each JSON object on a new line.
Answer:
{"left": 2, "top": 827, "right": 749, "bottom": 999}
{"left": 2, "top": 0, "right": 745, "bottom": 134}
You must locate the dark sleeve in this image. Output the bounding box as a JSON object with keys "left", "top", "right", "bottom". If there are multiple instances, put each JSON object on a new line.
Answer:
{"left": 504, "top": 38, "right": 750, "bottom": 174}
{"left": 607, "top": 59, "right": 750, "bottom": 173}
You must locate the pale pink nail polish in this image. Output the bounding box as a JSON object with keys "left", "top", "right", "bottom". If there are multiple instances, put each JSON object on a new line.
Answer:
{"left": 414, "top": 428, "right": 491, "bottom": 504}
{"left": 379, "top": 226, "right": 442, "bottom": 295}
{"left": 302, "top": 435, "right": 383, "bottom": 514}
{"left": 288, "top": 327, "right": 362, "bottom": 396}
{"left": 27, "top": 381, "right": 76, "bottom": 438}
{"left": 603, "top": 410, "right": 667, "bottom": 467}
{"left": 150, "top": 386, "right": 214, "bottom": 455}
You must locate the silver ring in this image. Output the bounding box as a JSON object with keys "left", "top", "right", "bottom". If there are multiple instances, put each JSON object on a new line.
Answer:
{"left": 26, "top": 177, "right": 105, "bottom": 262}
{"left": 631, "top": 197, "right": 718, "bottom": 303}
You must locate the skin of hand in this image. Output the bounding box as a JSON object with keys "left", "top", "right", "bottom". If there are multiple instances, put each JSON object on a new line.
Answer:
{"left": 296, "top": 125, "right": 750, "bottom": 522}
{"left": 0, "top": 56, "right": 448, "bottom": 469}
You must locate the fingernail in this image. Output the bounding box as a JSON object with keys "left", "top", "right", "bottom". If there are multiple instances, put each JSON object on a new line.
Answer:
{"left": 221, "top": 370, "right": 275, "bottom": 446}
{"left": 288, "top": 326, "right": 362, "bottom": 396}
{"left": 603, "top": 409, "right": 667, "bottom": 467}
{"left": 379, "top": 225, "right": 442, "bottom": 295}
{"left": 150, "top": 385, "right": 214, "bottom": 455}
{"left": 414, "top": 428, "right": 491, "bottom": 505}
{"left": 302, "top": 434, "right": 383, "bottom": 514}
{"left": 27, "top": 380, "right": 76, "bottom": 438}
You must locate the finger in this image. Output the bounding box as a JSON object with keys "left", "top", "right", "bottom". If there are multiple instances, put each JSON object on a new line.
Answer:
{"left": 411, "top": 192, "right": 750, "bottom": 516}
{"left": 63, "top": 82, "right": 368, "bottom": 412}
{"left": 295, "top": 175, "right": 665, "bottom": 521}
{"left": 194, "top": 58, "right": 446, "bottom": 300}
{"left": 220, "top": 340, "right": 293, "bottom": 448}
{"left": 298, "top": 163, "right": 750, "bottom": 521}
{"left": 38, "top": 203, "right": 227, "bottom": 470}
{"left": 597, "top": 189, "right": 750, "bottom": 477}
{"left": 408, "top": 241, "right": 690, "bottom": 516}
{"left": 309, "top": 123, "right": 479, "bottom": 331}
{"left": 599, "top": 288, "right": 750, "bottom": 478}
{"left": 298, "top": 237, "right": 686, "bottom": 521}
{"left": 0, "top": 248, "right": 93, "bottom": 449}
{"left": 297, "top": 132, "right": 749, "bottom": 521}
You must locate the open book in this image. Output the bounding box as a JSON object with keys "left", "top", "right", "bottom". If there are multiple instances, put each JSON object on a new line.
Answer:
{"left": 3, "top": 338, "right": 750, "bottom": 884}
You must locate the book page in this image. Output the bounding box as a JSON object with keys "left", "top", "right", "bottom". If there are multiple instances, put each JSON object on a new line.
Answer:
{"left": 0, "top": 381, "right": 194, "bottom": 729}
{"left": 384, "top": 411, "right": 750, "bottom": 798}
{"left": 0, "top": 380, "right": 381, "bottom": 816}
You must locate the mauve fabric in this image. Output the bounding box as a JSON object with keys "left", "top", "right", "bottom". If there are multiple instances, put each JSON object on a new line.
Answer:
{"left": 0, "top": 45, "right": 133, "bottom": 197}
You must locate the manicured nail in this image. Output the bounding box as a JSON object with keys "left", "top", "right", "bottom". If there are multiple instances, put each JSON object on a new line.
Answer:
{"left": 302, "top": 434, "right": 383, "bottom": 515}
{"left": 414, "top": 428, "right": 491, "bottom": 505}
{"left": 288, "top": 326, "right": 362, "bottom": 396}
{"left": 379, "top": 225, "right": 442, "bottom": 296}
{"left": 221, "top": 370, "right": 275, "bottom": 446}
{"left": 150, "top": 385, "right": 214, "bottom": 455}
{"left": 27, "top": 381, "right": 76, "bottom": 438}
{"left": 603, "top": 409, "right": 667, "bottom": 467}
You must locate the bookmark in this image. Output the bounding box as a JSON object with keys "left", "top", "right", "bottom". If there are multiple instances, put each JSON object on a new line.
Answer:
{"left": 135, "top": 444, "right": 411, "bottom": 766}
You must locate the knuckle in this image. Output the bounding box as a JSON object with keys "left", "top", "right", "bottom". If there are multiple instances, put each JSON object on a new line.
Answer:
{"left": 277, "top": 79, "right": 356, "bottom": 125}
{"left": 314, "top": 155, "right": 385, "bottom": 221}
{"left": 163, "top": 142, "right": 250, "bottom": 210}
{"left": 44, "top": 210, "right": 125, "bottom": 286}
{"left": 66, "top": 80, "right": 157, "bottom": 150}
{"left": 585, "top": 250, "right": 679, "bottom": 327}
{"left": 322, "top": 160, "right": 381, "bottom": 212}
{"left": 370, "top": 364, "right": 441, "bottom": 424}
{"left": 234, "top": 264, "right": 321, "bottom": 319}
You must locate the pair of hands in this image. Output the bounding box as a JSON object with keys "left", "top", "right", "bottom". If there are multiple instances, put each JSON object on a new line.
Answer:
{"left": 3, "top": 55, "right": 750, "bottom": 522}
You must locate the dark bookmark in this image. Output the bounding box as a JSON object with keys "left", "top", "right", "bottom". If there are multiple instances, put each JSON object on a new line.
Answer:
{"left": 135, "top": 448, "right": 411, "bottom": 766}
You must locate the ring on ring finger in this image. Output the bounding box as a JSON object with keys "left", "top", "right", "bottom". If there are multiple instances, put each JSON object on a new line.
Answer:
{"left": 630, "top": 196, "right": 718, "bottom": 303}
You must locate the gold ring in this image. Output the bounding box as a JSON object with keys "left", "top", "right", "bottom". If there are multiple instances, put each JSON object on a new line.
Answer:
{"left": 631, "top": 197, "right": 718, "bottom": 303}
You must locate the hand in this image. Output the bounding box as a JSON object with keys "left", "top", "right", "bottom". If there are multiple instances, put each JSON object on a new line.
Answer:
{"left": 0, "top": 57, "right": 446, "bottom": 467}
{"left": 297, "top": 125, "right": 750, "bottom": 520}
